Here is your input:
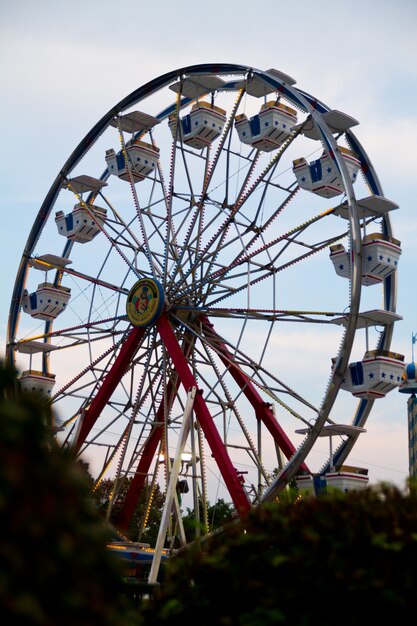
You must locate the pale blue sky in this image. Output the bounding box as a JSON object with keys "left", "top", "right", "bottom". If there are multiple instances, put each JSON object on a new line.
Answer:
{"left": 1, "top": 0, "right": 417, "bottom": 488}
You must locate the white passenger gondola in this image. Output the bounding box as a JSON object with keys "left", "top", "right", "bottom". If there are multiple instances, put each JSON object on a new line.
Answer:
{"left": 18, "top": 370, "right": 56, "bottom": 396}
{"left": 325, "top": 466, "right": 369, "bottom": 492}
{"left": 295, "top": 424, "right": 369, "bottom": 495}
{"left": 105, "top": 140, "right": 160, "bottom": 182}
{"left": 329, "top": 244, "right": 350, "bottom": 280}
{"left": 295, "top": 474, "right": 316, "bottom": 496}
{"left": 296, "top": 467, "right": 369, "bottom": 495}
{"left": 21, "top": 283, "right": 71, "bottom": 321}
{"left": 340, "top": 349, "right": 405, "bottom": 399}
{"left": 234, "top": 101, "right": 298, "bottom": 152}
{"left": 361, "top": 233, "right": 402, "bottom": 285}
{"left": 55, "top": 202, "right": 107, "bottom": 243}
{"left": 293, "top": 147, "right": 361, "bottom": 198}
{"left": 330, "top": 233, "right": 401, "bottom": 286}
{"left": 168, "top": 101, "right": 227, "bottom": 149}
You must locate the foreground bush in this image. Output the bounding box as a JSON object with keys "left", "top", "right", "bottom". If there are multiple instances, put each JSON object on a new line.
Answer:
{"left": 139, "top": 483, "right": 417, "bottom": 625}
{"left": 2, "top": 357, "right": 416, "bottom": 625}
{"left": 0, "top": 363, "right": 135, "bottom": 625}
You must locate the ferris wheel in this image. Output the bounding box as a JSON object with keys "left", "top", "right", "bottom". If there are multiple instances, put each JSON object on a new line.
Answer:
{"left": 7, "top": 64, "right": 403, "bottom": 545}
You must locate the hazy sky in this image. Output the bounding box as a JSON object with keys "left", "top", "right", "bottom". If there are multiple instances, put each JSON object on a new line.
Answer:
{"left": 1, "top": 0, "right": 417, "bottom": 488}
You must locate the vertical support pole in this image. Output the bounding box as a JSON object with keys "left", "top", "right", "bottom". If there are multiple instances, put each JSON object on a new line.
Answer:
{"left": 148, "top": 387, "right": 196, "bottom": 584}
{"left": 257, "top": 419, "right": 262, "bottom": 496}
{"left": 329, "top": 435, "right": 334, "bottom": 472}
{"left": 172, "top": 490, "right": 187, "bottom": 548}
{"left": 190, "top": 419, "right": 201, "bottom": 540}
{"left": 271, "top": 404, "right": 284, "bottom": 472}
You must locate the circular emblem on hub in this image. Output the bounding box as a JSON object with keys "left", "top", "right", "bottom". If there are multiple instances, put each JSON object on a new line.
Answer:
{"left": 126, "top": 278, "right": 165, "bottom": 327}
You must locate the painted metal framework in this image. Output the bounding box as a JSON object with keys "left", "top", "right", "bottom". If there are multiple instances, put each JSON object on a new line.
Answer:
{"left": 6, "top": 64, "right": 399, "bottom": 544}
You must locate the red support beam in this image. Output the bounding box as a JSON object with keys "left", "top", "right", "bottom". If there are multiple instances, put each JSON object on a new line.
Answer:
{"left": 156, "top": 314, "right": 251, "bottom": 517}
{"left": 116, "top": 380, "right": 177, "bottom": 532}
{"left": 74, "top": 326, "right": 145, "bottom": 452}
{"left": 117, "top": 335, "right": 195, "bottom": 530}
{"left": 201, "top": 317, "right": 309, "bottom": 474}
{"left": 116, "top": 422, "right": 164, "bottom": 532}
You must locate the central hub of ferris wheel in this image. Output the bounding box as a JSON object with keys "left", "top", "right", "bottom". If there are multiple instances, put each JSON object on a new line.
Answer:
{"left": 126, "top": 277, "right": 165, "bottom": 327}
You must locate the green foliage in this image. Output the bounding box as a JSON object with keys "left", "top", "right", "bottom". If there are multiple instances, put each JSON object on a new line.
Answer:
{"left": 93, "top": 476, "right": 165, "bottom": 545}
{"left": 138, "top": 484, "right": 417, "bottom": 626}
{"left": 93, "top": 475, "right": 234, "bottom": 546}
{"left": 182, "top": 498, "right": 235, "bottom": 542}
{"left": 0, "top": 362, "right": 136, "bottom": 625}
{"left": 4, "top": 357, "right": 417, "bottom": 626}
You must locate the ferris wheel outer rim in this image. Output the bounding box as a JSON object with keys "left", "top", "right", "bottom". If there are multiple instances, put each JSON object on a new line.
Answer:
{"left": 6, "top": 62, "right": 398, "bottom": 515}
